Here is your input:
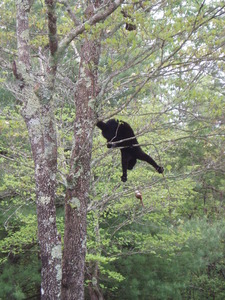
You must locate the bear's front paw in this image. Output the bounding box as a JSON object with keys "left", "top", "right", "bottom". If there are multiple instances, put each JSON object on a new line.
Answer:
{"left": 156, "top": 166, "right": 164, "bottom": 174}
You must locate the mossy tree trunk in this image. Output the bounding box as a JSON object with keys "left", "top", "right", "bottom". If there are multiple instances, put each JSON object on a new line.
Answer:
{"left": 15, "top": 0, "right": 62, "bottom": 299}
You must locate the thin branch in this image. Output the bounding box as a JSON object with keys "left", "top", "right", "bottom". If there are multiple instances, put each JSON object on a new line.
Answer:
{"left": 57, "top": 0, "right": 125, "bottom": 57}
{"left": 58, "top": 0, "right": 80, "bottom": 26}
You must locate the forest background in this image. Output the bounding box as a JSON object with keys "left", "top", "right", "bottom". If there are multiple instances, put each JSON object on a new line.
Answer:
{"left": 0, "top": 0, "right": 224, "bottom": 299}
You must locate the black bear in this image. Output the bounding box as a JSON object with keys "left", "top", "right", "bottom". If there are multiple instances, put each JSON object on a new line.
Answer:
{"left": 97, "top": 119, "right": 164, "bottom": 182}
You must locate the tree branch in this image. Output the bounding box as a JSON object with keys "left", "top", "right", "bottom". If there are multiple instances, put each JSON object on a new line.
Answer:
{"left": 57, "top": 0, "right": 125, "bottom": 58}
{"left": 45, "top": 0, "right": 58, "bottom": 91}
{"left": 58, "top": 0, "right": 80, "bottom": 26}
{"left": 15, "top": 0, "right": 31, "bottom": 86}
{"left": 45, "top": 0, "right": 58, "bottom": 57}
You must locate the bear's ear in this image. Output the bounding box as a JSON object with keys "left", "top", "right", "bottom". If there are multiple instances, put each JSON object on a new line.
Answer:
{"left": 96, "top": 121, "right": 108, "bottom": 131}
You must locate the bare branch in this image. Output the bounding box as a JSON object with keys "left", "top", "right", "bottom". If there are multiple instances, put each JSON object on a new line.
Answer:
{"left": 58, "top": 0, "right": 80, "bottom": 26}
{"left": 57, "top": 0, "right": 125, "bottom": 57}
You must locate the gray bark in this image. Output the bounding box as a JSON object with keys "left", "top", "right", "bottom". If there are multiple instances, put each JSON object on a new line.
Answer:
{"left": 15, "top": 1, "right": 62, "bottom": 298}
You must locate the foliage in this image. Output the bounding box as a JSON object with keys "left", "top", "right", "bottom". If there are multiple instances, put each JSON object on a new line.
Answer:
{"left": 0, "top": 254, "right": 41, "bottom": 300}
{"left": 0, "top": 0, "right": 225, "bottom": 298}
{"left": 102, "top": 219, "right": 225, "bottom": 300}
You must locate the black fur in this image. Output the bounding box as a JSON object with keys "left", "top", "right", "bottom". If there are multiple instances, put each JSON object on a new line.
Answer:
{"left": 97, "top": 119, "right": 164, "bottom": 182}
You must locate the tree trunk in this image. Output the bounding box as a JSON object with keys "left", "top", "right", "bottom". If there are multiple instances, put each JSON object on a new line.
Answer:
{"left": 16, "top": 1, "right": 62, "bottom": 298}
{"left": 62, "top": 34, "right": 101, "bottom": 299}
{"left": 23, "top": 100, "right": 62, "bottom": 299}
{"left": 15, "top": 1, "right": 124, "bottom": 298}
